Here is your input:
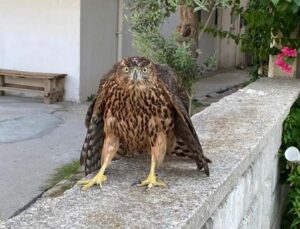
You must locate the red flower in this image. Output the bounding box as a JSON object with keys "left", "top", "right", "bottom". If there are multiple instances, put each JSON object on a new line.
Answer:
{"left": 281, "top": 47, "right": 297, "bottom": 57}
{"left": 275, "top": 46, "right": 297, "bottom": 74}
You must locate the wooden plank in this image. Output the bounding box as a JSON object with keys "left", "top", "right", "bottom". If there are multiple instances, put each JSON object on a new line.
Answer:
{"left": 6, "top": 77, "right": 44, "bottom": 88}
{"left": 0, "top": 86, "right": 45, "bottom": 95}
{"left": 0, "top": 69, "right": 67, "bottom": 80}
{"left": 4, "top": 83, "right": 44, "bottom": 91}
{"left": 0, "top": 69, "right": 66, "bottom": 104}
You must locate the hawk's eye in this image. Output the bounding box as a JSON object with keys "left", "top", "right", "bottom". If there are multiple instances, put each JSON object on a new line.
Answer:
{"left": 124, "top": 67, "right": 129, "bottom": 73}
{"left": 142, "top": 67, "right": 148, "bottom": 73}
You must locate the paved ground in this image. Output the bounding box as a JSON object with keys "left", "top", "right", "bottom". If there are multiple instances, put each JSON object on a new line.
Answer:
{"left": 192, "top": 69, "right": 252, "bottom": 113}
{"left": 0, "top": 69, "right": 251, "bottom": 220}
{"left": 0, "top": 97, "right": 89, "bottom": 219}
{"left": 193, "top": 69, "right": 251, "bottom": 100}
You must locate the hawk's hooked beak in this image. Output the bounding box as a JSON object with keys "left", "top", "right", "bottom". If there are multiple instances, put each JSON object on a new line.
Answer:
{"left": 131, "top": 68, "right": 140, "bottom": 81}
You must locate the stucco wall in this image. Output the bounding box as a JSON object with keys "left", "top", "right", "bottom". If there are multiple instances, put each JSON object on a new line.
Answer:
{"left": 198, "top": 10, "right": 218, "bottom": 66}
{"left": 122, "top": 0, "right": 138, "bottom": 58}
{"left": 80, "top": 0, "right": 118, "bottom": 102}
{"left": 0, "top": 0, "right": 81, "bottom": 101}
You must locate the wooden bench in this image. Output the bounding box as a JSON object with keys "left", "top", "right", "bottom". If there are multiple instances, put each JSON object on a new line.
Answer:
{"left": 0, "top": 69, "right": 66, "bottom": 103}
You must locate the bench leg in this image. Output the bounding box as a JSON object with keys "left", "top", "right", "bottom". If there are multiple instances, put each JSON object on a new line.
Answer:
{"left": 56, "top": 78, "right": 65, "bottom": 102}
{"left": 44, "top": 79, "right": 53, "bottom": 104}
{"left": 0, "top": 75, "right": 5, "bottom": 96}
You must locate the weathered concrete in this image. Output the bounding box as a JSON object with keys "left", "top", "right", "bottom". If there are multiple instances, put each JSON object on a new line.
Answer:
{"left": 193, "top": 69, "right": 251, "bottom": 100}
{"left": 0, "top": 97, "right": 88, "bottom": 219}
{"left": 1, "top": 78, "right": 300, "bottom": 228}
{"left": 192, "top": 69, "right": 251, "bottom": 114}
{"left": 0, "top": 113, "right": 62, "bottom": 143}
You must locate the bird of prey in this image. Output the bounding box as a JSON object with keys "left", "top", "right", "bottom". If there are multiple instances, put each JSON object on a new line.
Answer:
{"left": 78, "top": 56, "right": 211, "bottom": 190}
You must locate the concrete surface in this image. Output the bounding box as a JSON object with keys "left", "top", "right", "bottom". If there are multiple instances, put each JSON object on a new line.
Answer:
{"left": 193, "top": 69, "right": 251, "bottom": 100}
{"left": 204, "top": 107, "right": 286, "bottom": 229}
{"left": 0, "top": 113, "right": 61, "bottom": 143}
{"left": 191, "top": 69, "right": 251, "bottom": 114}
{"left": 0, "top": 69, "right": 250, "bottom": 221}
{"left": 2, "top": 78, "right": 299, "bottom": 228}
{"left": 0, "top": 96, "right": 88, "bottom": 219}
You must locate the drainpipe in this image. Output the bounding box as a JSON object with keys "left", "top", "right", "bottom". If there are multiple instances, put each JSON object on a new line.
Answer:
{"left": 117, "top": 0, "right": 124, "bottom": 61}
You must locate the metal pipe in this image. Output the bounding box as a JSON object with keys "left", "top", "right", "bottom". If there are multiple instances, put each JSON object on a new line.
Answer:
{"left": 117, "top": 0, "right": 124, "bottom": 61}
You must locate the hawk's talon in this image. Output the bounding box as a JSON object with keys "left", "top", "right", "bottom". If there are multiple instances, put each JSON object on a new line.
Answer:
{"left": 77, "top": 174, "right": 107, "bottom": 190}
{"left": 137, "top": 174, "right": 166, "bottom": 189}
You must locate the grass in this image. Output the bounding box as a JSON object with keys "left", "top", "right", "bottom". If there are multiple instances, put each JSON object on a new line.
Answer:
{"left": 241, "top": 76, "right": 258, "bottom": 88}
{"left": 86, "top": 94, "right": 95, "bottom": 102}
{"left": 41, "top": 160, "right": 81, "bottom": 192}
{"left": 191, "top": 99, "right": 206, "bottom": 116}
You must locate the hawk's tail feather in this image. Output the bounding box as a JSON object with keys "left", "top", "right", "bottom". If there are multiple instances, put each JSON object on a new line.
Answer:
{"left": 85, "top": 99, "right": 96, "bottom": 128}
{"left": 80, "top": 117, "right": 104, "bottom": 175}
{"left": 172, "top": 139, "right": 211, "bottom": 176}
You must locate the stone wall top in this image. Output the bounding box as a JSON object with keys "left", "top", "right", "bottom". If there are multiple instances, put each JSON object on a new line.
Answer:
{"left": 1, "top": 78, "right": 300, "bottom": 229}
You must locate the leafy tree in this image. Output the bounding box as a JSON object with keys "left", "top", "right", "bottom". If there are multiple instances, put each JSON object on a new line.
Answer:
{"left": 126, "top": 0, "right": 198, "bottom": 94}
{"left": 126, "top": 0, "right": 233, "bottom": 113}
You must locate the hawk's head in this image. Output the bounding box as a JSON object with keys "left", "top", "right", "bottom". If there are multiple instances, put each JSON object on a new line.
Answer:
{"left": 117, "top": 57, "right": 154, "bottom": 84}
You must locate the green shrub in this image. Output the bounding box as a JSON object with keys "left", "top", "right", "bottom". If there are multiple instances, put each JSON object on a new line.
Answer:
{"left": 280, "top": 98, "right": 300, "bottom": 228}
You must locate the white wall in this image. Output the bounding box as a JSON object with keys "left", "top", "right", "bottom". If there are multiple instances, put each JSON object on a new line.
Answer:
{"left": 80, "top": 0, "right": 118, "bottom": 101}
{"left": 122, "top": 1, "right": 138, "bottom": 58}
{"left": 0, "top": 0, "right": 81, "bottom": 101}
{"left": 198, "top": 10, "right": 218, "bottom": 66}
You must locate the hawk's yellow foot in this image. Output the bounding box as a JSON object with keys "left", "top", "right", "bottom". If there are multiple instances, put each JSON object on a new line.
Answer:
{"left": 78, "top": 173, "right": 107, "bottom": 190}
{"left": 138, "top": 173, "right": 166, "bottom": 189}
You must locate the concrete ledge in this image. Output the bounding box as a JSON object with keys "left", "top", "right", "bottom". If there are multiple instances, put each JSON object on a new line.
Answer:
{"left": 1, "top": 78, "right": 300, "bottom": 228}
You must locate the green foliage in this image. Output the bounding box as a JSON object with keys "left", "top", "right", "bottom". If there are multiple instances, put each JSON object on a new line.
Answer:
{"left": 127, "top": 0, "right": 177, "bottom": 34}
{"left": 191, "top": 99, "right": 205, "bottom": 115}
{"left": 127, "top": 0, "right": 244, "bottom": 92}
{"left": 241, "top": 2, "right": 273, "bottom": 70}
{"left": 280, "top": 99, "right": 300, "bottom": 228}
{"left": 242, "top": 0, "right": 300, "bottom": 69}
{"left": 41, "top": 160, "right": 80, "bottom": 192}
{"left": 269, "top": 0, "right": 300, "bottom": 46}
{"left": 193, "top": 0, "right": 233, "bottom": 12}
{"left": 203, "top": 50, "right": 217, "bottom": 70}
{"left": 86, "top": 94, "right": 95, "bottom": 102}
{"left": 198, "top": 0, "right": 300, "bottom": 78}
{"left": 126, "top": 0, "right": 199, "bottom": 93}
{"left": 199, "top": 22, "right": 240, "bottom": 43}
{"left": 281, "top": 99, "right": 300, "bottom": 150}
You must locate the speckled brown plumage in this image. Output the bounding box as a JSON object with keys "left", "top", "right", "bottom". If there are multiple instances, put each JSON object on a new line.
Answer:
{"left": 79, "top": 57, "right": 211, "bottom": 188}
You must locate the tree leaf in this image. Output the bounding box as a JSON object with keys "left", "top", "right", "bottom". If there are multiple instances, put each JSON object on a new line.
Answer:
{"left": 297, "top": 166, "right": 300, "bottom": 174}
{"left": 271, "top": 0, "right": 280, "bottom": 5}
{"left": 294, "top": 0, "right": 300, "bottom": 6}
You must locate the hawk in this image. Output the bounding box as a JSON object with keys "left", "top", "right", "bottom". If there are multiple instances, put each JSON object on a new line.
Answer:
{"left": 78, "top": 57, "right": 211, "bottom": 190}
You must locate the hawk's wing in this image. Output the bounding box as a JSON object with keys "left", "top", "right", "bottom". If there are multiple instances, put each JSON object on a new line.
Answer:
{"left": 155, "top": 64, "right": 211, "bottom": 176}
{"left": 80, "top": 65, "right": 117, "bottom": 175}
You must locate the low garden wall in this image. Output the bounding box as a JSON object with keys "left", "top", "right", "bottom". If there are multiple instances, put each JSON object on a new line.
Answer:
{"left": 1, "top": 78, "right": 300, "bottom": 229}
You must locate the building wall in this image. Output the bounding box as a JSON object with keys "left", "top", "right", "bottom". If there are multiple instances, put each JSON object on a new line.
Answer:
{"left": 122, "top": 0, "right": 138, "bottom": 58}
{"left": 80, "top": 0, "right": 118, "bottom": 101}
{"left": 0, "top": 2, "right": 249, "bottom": 102}
{"left": 198, "top": 10, "right": 218, "bottom": 67}
{"left": 218, "top": 0, "right": 248, "bottom": 69}
{"left": 0, "top": 0, "right": 81, "bottom": 101}
{"left": 203, "top": 121, "right": 286, "bottom": 229}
